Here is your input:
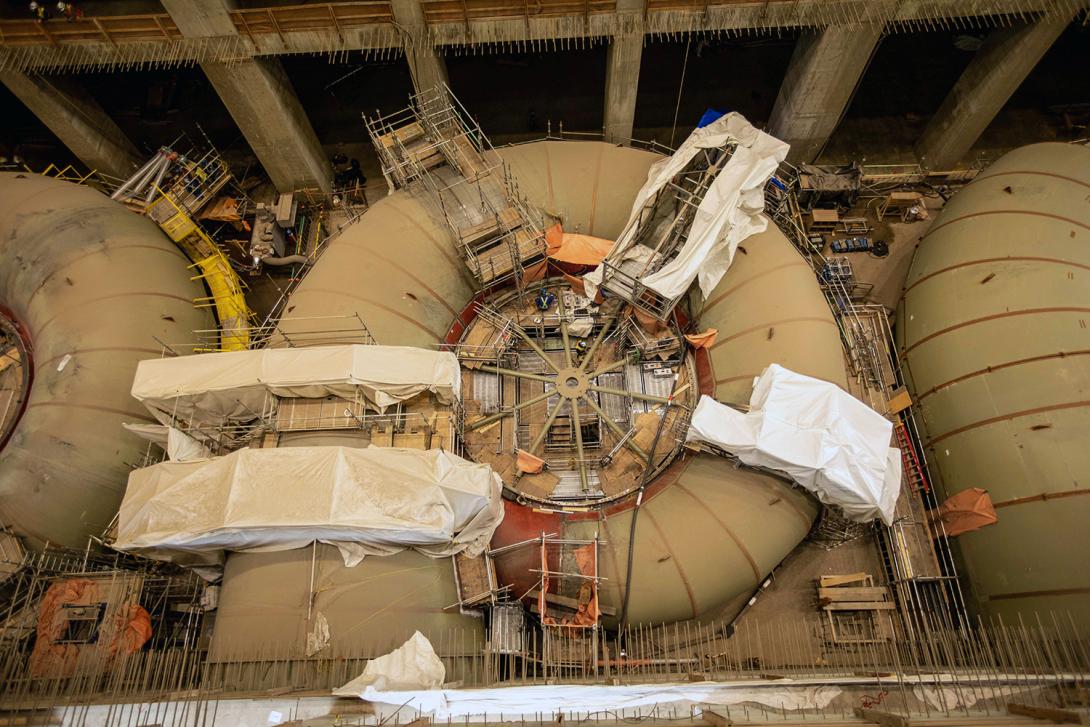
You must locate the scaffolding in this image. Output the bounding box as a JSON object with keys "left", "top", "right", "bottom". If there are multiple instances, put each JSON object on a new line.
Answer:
{"left": 0, "top": 544, "right": 208, "bottom": 709}
{"left": 137, "top": 318, "right": 466, "bottom": 459}
{"left": 597, "top": 141, "right": 738, "bottom": 322}
{"left": 113, "top": 145, "right": 255, "bottom": 352}
{"left": 364, "top": 84, "right": 547, "bottom": 289}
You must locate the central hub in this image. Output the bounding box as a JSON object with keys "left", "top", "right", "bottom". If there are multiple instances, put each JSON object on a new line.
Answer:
{"left": 555, "top": 367, "right": 588, "bottom": 398}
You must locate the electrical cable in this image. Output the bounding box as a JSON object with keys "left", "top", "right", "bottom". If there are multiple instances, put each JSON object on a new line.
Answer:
{"left": 668, "top": 36, "right": 692, "bottom": 149}
{"left": 617, "top": 339, "right": 688, "bottom": 633}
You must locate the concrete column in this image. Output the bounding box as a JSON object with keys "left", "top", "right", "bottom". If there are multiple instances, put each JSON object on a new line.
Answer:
{"left": 603, "top": 32, "right": 643, "bottom": 144}
{"left": 390, "top": 0, "right": 448, "bottom": 92}
{"left": 161, "top": 0, "right": 331, "bottom": 193}
{"left": 767, "top": 25, "right": 882, "bottom": 164}
{"left": 915, "top": 14, "right": 1071, "bottom": 171}
{"left": 0, "top": 71, "right": 139, "bottom": 179}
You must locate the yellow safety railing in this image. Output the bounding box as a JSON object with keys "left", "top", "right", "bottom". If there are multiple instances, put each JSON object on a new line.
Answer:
{"left": 22, "top": 162, "right": 105, "bottom": 186}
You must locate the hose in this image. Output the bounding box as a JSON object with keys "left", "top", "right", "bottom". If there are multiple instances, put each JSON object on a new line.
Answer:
{"left": 260, "top": 254, "right": 309, "bottom": 267}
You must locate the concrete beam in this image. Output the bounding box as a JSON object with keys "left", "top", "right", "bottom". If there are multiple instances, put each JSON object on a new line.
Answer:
{"left": 200, "top": 59, "right": 332, "bottom": 194}
{"left": 603, "top": 32, "right": 643, "bottom": 144}
{"left": 1, "top": 0, "right": 1077, "bottom": 75}
{"left": 391, "top": 0, "right": 448, "bottom": 92}
{"left": 0, "top": 70, "right": 140, "bottom": 180}
{"left": 162, "top": 0, "right": 332, "bottom": 194}
{"left": 767, "top": 24, "right": 882, "bottom": 163}
{"left": 915, "top": 13, "right": 1071, "bottom": 171}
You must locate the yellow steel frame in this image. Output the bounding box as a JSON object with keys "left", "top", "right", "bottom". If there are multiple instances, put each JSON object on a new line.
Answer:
{"left": 155, "top": 192, "right": 253, "bottom": 351}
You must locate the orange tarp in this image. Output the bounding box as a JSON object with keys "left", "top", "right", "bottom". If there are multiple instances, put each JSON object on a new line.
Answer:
{"left": 516, "top": 449, "right": 546, "bottom": 474}
{"left": 538, "top": 541, "right": 599, "bottom": 628}
{"left": 28, "top": 578, "right": 152, "bottom": 679}
{"left": 934, "top": 487, "right": 998, "bottom": 537}
{"left": 545, "top": 224, "right": 614, "bottom": 266}
{"left": 684, "top": 328, "right": 718, "bottom": 349}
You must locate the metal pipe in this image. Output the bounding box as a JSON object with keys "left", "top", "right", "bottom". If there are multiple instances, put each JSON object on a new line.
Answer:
{"left": 110, "top": 152, "right": 159, "bottom": 200}
{"left": 143, "top": 154, "right": 170, "bottom": 207}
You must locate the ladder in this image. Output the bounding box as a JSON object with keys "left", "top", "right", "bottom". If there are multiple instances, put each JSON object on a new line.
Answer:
{"left": 895, "top": 419, "right": 929, "bottom": 493}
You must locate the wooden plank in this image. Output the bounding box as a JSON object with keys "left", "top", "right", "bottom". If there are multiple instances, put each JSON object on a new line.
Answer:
{"left": 853, "top": 707, "right": 911, "bottom": 727}
{"left": 527, "top": 588, "right": 617, "bottom": 616}
{"left": 824, "top": 601, "right": 896, "bottom": 611}
{"left": 702, "top": 710, "right": 732, "bottom": 727}
{"left": 1007, "top": 703, "right": 1088, "bottom": 724}
{"left": 818, "top": 587, "right": 889, "bottom": 601}
{"left": 819, "top": 573, "right": 870, "bottom": 588}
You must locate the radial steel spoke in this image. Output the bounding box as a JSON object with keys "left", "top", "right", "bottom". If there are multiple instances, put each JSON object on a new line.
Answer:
{"left": 525, "top": 397, "right": 565, "bottom": 455}
{"left": 587, "top": 358, "right": 628, "bottom": 380}
{"left": 557, "top": 294, "right": 573, "bottom": 368}
{"left": 465, "top": 388, "right": 555, "bottom": 431}
{"left": 512, "top": 325, "right": 561, "bottom": 374}
{"left": 588, "top": 384, "right": 671, "bottom": 405}
{"left": 578, "top": 315, "right": 617, "bottom": 373}
{"left": 479, "top": 365, "right": 554, "bottom": 384}
{"left": 571, "top": 397, "right": 589, "bottom": 492}
{"left": 583, "top": 395, "right": 647, "bottom": 462}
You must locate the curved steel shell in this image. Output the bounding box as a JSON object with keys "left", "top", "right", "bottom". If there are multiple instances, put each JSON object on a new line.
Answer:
{"left": 277, "top": 193, "right": 477, "bottom": 346}
{"left": 492, "top": 143, "right": 842, "bottom": 625}
{"left": 0, "top": 173, "right": 211, "bottom": 548}
{"left": 488, "top": 175, "right": 843, "bottom": 624}
{"left": 897, "top": 142, "right": 1090, "bottom": 625}
{"left": 255, "top": 139, "right": 841, "bottom": 632}
{"left": 253, "top": 140, "right": 844, "bottom": 633}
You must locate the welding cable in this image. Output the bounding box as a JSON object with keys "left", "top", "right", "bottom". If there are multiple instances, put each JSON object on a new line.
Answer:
{"left": 260, "top": 254, "right": 310, "bottom": 267}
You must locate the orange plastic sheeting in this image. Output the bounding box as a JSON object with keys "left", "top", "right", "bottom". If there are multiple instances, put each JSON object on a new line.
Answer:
{"left": 538, "top": 542, "right": 599, "bottom": 628}
{"left": 545, "top": 224, "right": 614, "bottom": 266}
{"left": 28, "top": 579, "right": 152, "bottom": 679}
{"left": 632, "top": 307, "right": 667, "bottom": 335}
{"left": 521, "top": 260, "right": 548, "bottom": 286}
{"left": 935, "top": 487, "right": 998, "bottom": 537}
{"left": 516, "top": 449, "right": 546, "bottom": 474}
{"left": 684, "top": 328, "right": 718, "bottom": 349}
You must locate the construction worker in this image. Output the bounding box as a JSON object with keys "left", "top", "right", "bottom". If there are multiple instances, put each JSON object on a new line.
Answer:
{"left": 56, "top": 1, "right": 81, "bottom": 21}
{"left": 535, "top": 288, "right": 555, "bottom": 312}
{"left": 28, "top": 2, "right": 49, "bottom": 22}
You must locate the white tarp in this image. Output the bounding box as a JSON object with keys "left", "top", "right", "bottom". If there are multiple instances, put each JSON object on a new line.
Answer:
{"left": 122, "top": 422, "right": 211, "bottom": 462}
{"left": 686, "top": 364, "right": 901, "bottom": 525}
{"left": 338, "top": 632, "right": 445, "bottom": 695}
{"left": 112, "top": 446, "right": 504, "bottom": 566}
{"left": 132, "top": 344, "right": 461, "bottom": 427}
{"left": 584, "top": 113, "right": 789, "bottom": 301}
{"left": 335, "top": 679, "right": 842, "bottom": 719}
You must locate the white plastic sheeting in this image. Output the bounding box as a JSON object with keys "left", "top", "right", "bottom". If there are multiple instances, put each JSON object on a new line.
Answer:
{"left": 686, "top": 365, "right": 901, "bottom": 525}
{"left": 335, "top": 679, "right": 843, "bottom": 719}
{"left": 131, "top": 344, "right": 461, "bottom": 427}
{"left": 584, "top": 113, "right": 789, "bottom": 301}
{"left": 113, "top": 446, "right": 504, "bottom": 566}
{"left": 337, "top": 632, "right": 445, "bottom": 695}
{"left": 122, "top": 423, "right": 211, "bottom": 462}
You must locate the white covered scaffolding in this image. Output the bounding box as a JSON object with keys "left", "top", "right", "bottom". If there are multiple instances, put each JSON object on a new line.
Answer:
{"left": 365, "top": 84, "right": 547, "bottom": 287}
{"left": 112, "top": 446, "right": 505, "bottom": 569}
{"left": 127, "top": 343, "right": 464, "bottom": 457}
{"left": 585, "top": 113, "right": 789, "bottom": 321}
